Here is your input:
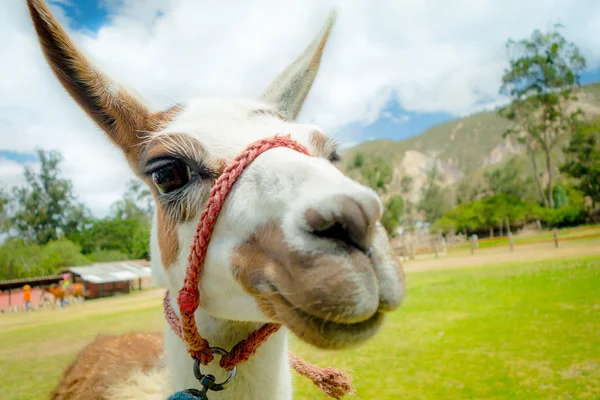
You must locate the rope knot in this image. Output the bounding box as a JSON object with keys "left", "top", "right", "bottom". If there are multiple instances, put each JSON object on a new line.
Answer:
{"left": 178, "top": 286, "right": 199, "bottom": 314}
{"left": 192, "top": 348, "right": 215, "bottom": 365}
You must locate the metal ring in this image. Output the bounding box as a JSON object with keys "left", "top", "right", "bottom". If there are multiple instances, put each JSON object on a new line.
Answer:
{"left": 193, "top": 347, "right": 237, "bottom": 391}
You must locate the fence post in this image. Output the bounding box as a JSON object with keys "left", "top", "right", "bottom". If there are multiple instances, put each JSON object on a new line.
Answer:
{"left": 470, "top": 235, "right": 475, "bottom": 255}
{"left": 508, "top": 231, "right": 514, "bottom": 252}
{"left": 553, "top": 228, "right": 559, "bottom": 248}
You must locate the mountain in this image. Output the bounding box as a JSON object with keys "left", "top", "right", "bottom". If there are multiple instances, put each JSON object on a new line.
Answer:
{"left": 340, "top": 82, "right": 600, "bottom": 203}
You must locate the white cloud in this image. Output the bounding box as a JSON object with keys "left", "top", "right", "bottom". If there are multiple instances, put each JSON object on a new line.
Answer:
{"left": 1, "top": 0, "right": 599, "bottom": 217}
{"left": 382, "top": 111, "right": 410, "bottom": 124}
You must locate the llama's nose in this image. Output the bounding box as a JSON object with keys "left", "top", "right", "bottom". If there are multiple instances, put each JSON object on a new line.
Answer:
{"left": 304, "top": 194, "right": 381, "bottom": 252}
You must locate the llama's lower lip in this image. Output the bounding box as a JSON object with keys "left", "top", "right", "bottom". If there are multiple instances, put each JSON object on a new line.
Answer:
{"left": 268, "top": 291, "right": 384, "bottom": 350}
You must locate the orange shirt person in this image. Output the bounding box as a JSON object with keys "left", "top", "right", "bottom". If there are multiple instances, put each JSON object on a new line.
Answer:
{"left": 23, "top": 285, "right": 34, "bottom": 312}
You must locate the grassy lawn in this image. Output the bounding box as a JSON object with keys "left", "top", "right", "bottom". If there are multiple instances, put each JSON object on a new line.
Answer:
{"left": 293, "top": 256, "right": 600, "bottom": 399}
{"left": 1, "top": 252, "right": 599, "bottom": 399}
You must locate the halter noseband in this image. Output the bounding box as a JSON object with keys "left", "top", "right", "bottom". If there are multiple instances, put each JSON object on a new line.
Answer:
{"left": 163, "top": 135, "right": 354, "bottom": 399}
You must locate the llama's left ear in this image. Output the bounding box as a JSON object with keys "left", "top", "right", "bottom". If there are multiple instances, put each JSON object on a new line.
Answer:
{"left": 26, "top": 0, "right": 178, "bottom": 175}
{"left": 259, "top": 9, "right": 337, "bottom": 120}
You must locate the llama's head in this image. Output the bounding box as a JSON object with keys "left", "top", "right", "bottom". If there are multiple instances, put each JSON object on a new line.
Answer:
{"left": 27, "top": 0, "right": 405, "bottom": 349}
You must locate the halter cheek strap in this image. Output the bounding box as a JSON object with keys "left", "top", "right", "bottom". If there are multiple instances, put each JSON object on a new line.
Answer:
{"left": 163, "top": 135, "right": 354, "bottom": 399}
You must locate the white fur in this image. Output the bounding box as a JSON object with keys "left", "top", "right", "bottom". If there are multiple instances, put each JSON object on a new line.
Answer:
{"left": 105, "top": 367, "right": 171, "bottom": 400}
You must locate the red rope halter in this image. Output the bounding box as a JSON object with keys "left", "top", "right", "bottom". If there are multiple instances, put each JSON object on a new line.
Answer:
{"left": 163, "top": 135, "right": 354, "bottom": 398}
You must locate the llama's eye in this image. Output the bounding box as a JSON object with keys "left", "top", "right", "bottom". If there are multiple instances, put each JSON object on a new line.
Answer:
{"left": 152, "top": 161, "right": 191, "bottom": 194}
{"left": 328, "top": 152, "right": 341, "bottom": 164}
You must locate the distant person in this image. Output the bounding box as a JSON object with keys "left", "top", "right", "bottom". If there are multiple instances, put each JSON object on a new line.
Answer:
{"left": 23, "top": 285, "right": 34, "bottom": 312}
{"left": 62, "top": 274, "right": 72, "bottom": 306}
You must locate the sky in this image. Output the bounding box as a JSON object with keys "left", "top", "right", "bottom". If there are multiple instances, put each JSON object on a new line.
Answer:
{"left": 1, "top": 0, "right": 600, "bottom": 218}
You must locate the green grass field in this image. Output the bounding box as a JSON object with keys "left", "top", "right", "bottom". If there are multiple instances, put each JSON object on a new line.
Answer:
{"left": 1, "top": 233, "right": 599, "bottom": 399}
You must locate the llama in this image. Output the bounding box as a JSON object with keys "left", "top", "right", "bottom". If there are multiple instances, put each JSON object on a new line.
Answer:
{"left": 26, "top": 0, "right": 406, "bottom": 399}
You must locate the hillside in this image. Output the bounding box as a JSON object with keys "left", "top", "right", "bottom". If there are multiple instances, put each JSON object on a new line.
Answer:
{"left": 341, "top": 82, "right": 600, "bottom": 203}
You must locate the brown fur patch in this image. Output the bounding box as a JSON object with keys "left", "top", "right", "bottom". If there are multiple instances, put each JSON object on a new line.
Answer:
{"left": 50, "top": 332, "right": 163, "bottom": 400}
{"left": 26, "top": 0, "right": 181, "bottom": 173}
{"left": 154, "top": 203, "right": 180, "bottom": 269}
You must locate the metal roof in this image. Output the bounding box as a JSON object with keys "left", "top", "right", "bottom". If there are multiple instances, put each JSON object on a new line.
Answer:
{"left": 66, "top": 261, "right": 152, "bottom": 284}
{"left": 0, "top": 274, "right": 63, "bottom": 291}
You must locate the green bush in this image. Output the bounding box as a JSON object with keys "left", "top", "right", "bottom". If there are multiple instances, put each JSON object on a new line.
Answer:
{"left": 535, "top": 184, "right": 588, "bottom": 228}
{"left": 87, "top": 249, "right": 132, "bottom": 262}
{"left": 0, "top": 239, "right": 43, "bottom": 280}
{"left": 38, "top": 239, "right": 90, "bottom": 275}
{"left": 0, "top": 238, "right": 89, "bottom": 279}
{"left": 381, "top": 195, "right": 404, "bottom": 236}
{"left": 432, "top": 217, "right": 456, "bottom": 235}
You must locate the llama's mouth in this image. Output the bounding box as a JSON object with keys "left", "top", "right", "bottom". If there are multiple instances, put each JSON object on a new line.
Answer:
{"left": 232, "top": 220, "right": 404, "bottom": 349}
{"left": 262, "top": 287, "right": 386, "bottom": 350}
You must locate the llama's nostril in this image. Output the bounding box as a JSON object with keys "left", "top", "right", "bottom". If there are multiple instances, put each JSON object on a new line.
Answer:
{"left": 304, "top": 195, "right": 374, "bottom": 252}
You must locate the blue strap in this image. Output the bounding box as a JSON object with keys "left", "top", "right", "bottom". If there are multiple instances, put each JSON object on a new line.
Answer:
{"left": 167, "top": 391, "right": 202, "bottom": 400}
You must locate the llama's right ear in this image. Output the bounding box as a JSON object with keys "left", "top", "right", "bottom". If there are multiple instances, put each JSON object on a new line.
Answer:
{"left": 259, "top": 10, "right": 337, "bottom": 121}
{"left": 26, "top": 0, "right": 177, "bottom": 173}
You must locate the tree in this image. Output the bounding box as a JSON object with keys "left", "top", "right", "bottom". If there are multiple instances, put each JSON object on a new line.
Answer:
{"left": 110, "top": 178, "right": 153, "bottom": 224}
{"left": 484, "top": 158, "right": 535, "bottom": 200}
{"left": 560, "top": 120, "right": 600, "bottom": 208}
{"left": 455, "top": 178, "right": 485, "bottom": 205}
{"left": 552, "top": 184, "right": 569, "bottom": 209}
{"left": 0, "top": 185, "right": 9, "bottom": 235}
{"left": 347, "top": 154, "right": 403, "bottom": 234}
{"left": 381, "top": 195, "right": 404, "bottom": 236}
{"left": 350, "top": 152, "right": 365, "bottom": 169}
{"left": 73, "top": 218, "right": 150, "bottom": 260}
{"left": 0, "top": 237, "right": 90, "bottom": 280}
{"left": 498, "top": 25, "right": 586, "bottom": 208}
{"left": 70, "top": 179, "right": 153, "bottom": 260}
{"left": 437, "top": 194, "right": 537, "bottom": 236}
{"left": 10, "top": 148, "right": 91, "bottom": 245}
{"left": 400, "top": 176, "right": 413, "bottom": 195}
{"left": 347, "top": 154, "right": 393, "bottom": 195}
{"left": 418, "top": 166, "right": 450, "bottom": 223}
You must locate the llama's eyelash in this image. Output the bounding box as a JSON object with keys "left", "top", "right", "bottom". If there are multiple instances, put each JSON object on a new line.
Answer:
{"left": 141, "top": 155, "right": 214, "bottom": 179}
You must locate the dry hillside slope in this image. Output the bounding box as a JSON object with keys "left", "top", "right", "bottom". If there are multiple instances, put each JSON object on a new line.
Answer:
{"left": 341, "top": 82, "right": 600, "bottom": 202}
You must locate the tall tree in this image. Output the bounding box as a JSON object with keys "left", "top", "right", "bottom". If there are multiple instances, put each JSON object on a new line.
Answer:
{"left": 11, "top": 148, "right": 90, "bottom": 245}
{"left": 498, "top": 25, "right": 586, "bottom": 208}
{"left": 71, "top": 179, "right": 153, "bottom": 260}
{"left": 0, "top": 185, "right": 9, "bottom": 235}
{"left": 560, "top": 119, "right": 600, "bottom": 208}
{"left": 455, "top": 177, "right": 486, "bottom": 205}
{"left": 400, "top": 176, "right": 413, "bottom": 196}
{"left": 347, "top": 153, "right": 393, "bottom": 196}
{"left": 484, "top": 158, "right": 534, "bottom": 200}
{"left": 418, "top": 166, "right": 450, "bottom": 223}
{"left": 110, "top": 178, "right": 153, "bottom": 224}
{"left": 348, "top": 154, "right": 402, "bottom": 233}
{"left": 381, "top": 195, "right": 404, "bottom": 236}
